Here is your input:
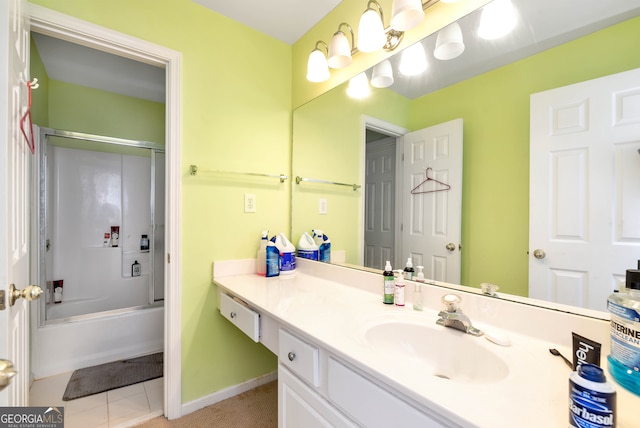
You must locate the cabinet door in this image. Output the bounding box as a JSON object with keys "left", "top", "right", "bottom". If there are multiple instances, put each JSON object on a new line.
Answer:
{"left": 279, "top": 365, "right": 356, "bottom": 428}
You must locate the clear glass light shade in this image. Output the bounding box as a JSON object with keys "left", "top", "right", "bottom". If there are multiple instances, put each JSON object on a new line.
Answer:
{"left": 357, "top": 8, "right": 386, "bottom": 53}
{"left": 347, "top": 72, "right": 371, "bottom": 98}
{"left": 306, "top": 49, "right": 330, "bottom": 82}
{"left": 328, "top": 32, "right": 352, "bottom": 69}
{"left": 478, "top": 0, "right": 517, "bottom": 40}
{"left": 398, "top": 42, "right": 427, "bottom": 76}
{"left": 391, "top": 0, "right": 424, "bottom": 31}
{"left": 371, "top": 59, "right": 394, "bottom": 88}
{"left": 434, "top": 22, "right": 465, "bottom": 60}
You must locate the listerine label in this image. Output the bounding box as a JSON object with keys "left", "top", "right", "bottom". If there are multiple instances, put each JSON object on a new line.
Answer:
{"left": 608, "top": 301, "right": 640, "bottom": 370}
{"left": 569, "top": 379, "right": 616, "bottom": 428}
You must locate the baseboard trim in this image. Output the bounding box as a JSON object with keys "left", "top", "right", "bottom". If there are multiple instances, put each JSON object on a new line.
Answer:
{"left": 180, "top": 371, "right": 278, "bottom": 418}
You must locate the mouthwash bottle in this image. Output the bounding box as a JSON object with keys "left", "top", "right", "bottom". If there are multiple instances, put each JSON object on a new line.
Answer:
{"left": 607, "top": 260, "right": 640, "bottom": 396}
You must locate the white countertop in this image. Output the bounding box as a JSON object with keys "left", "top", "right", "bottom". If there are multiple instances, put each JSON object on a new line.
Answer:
{"left": 213, "top": 259, "right": 638, "bottom": 428}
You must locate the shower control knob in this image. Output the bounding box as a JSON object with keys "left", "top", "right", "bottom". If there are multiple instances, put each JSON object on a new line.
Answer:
{"left": 9, "top": 284, "right": 43, "bottom": 307}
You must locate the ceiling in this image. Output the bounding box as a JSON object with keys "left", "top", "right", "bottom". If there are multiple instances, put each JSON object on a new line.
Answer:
{"left": 191, "top": 0, "right": 342, "bottom": 45}
{"left": 31, "top": 0, "right": 640, "bottom": 104}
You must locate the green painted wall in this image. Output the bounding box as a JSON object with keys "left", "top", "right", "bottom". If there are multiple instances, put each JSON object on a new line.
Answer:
{"left": 47, "top": 80, "right": 165, "bottom": 143}
{"left": 408, "top": 16, "right": 640, "bottom": 297}
{"left": 29, "top": 0, "right": 291, "bottom": 404}
{"left": 29, "top": 38, "right": 49, "bottom": 127}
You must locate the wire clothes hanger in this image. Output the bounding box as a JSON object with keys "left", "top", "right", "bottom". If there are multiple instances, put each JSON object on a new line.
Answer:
{"left": 410, "top": 167, "right": 451, "bottom": 194}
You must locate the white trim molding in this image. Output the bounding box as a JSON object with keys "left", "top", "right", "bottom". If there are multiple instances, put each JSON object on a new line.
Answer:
{"left": 28, "top": 4, "right": 183, "bottom": 419}
{"left": 181, "top": 371, "right": 277, "bottom": 417}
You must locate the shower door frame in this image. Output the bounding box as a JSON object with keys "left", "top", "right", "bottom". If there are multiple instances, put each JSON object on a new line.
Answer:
{"left": 36, "top": 127, "right": 166, "bottom": 324}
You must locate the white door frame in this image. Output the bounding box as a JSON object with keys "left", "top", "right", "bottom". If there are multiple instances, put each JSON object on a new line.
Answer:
{"left": 29, "top": 4, "right": 182, "bottom": 419}
{"left": 361, "top": 116, "right": 408, "bottom": 268}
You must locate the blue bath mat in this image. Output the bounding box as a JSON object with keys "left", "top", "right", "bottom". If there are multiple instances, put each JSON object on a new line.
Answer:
{"left": 62, "top": 352, "right": 163, "bottom": 401}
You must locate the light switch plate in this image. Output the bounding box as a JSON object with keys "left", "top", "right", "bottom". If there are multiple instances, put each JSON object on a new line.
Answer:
{"left": 244, "top": 194, "right": 256, "bottom": 213}
{"left": 319, "top": 198, "right": 328, "bottom": 215}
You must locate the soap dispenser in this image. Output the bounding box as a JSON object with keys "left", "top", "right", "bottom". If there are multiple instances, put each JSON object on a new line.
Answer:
{"left": 403, "top": 257, "right": 414, "bottom": 280}
{"left": 413, "top": 266, "right": 425, "bottom": 311}
{"left": 394, "top": 270, "right": 405, "bottom": 307}
{"left": 383, "top": 261, "right": 394, "bottom": 304}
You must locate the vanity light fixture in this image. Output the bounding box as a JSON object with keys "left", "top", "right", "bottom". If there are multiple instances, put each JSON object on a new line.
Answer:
{"left": 398, "top": 41, "right": 428, "bottom": 76}
{"left": 305, "top": 0, "right": 440, "bottom": 83}
{"left": 434, "top": 21, "right": 465, "bottom": 60}
{"left": 370, "top": 59, "right": 394, "bottom": 88}
{"left": 306, "top": 41, "right": 330, "bottom": 83}
{"left": 347, "top": 72, "right": 371, "bottom": 98}
{"left": 357, "top": 0, "right": 387, "bottom": 53}
{"left": 478, "top": 0, "right": 517, "bottom": 40}
{"left": 391, "top": 0, "right": 425, "bottom": 31}
{"left": 328, "top": 23, "right": 355, "bottom": 69}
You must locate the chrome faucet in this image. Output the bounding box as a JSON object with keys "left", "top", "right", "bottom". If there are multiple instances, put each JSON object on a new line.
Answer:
{"left": 436, "top": 294, "right": 483, "bottom": 336}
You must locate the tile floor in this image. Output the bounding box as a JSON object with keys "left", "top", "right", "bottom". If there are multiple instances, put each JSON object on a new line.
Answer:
{"left": 29, "top": 372, "right": 163, "bottom": 428}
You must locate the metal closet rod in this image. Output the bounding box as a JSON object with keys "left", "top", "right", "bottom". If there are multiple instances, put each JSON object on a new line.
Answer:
{"left": 295, "top": 176, "right": 361, "bottom": 191}
{"left": 189, "top": 165, "right": 288, "bottom": 183}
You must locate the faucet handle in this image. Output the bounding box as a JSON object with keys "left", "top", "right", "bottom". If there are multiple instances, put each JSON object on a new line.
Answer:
{"left": 441, "top": 293, "right": 461, "bottom": 312}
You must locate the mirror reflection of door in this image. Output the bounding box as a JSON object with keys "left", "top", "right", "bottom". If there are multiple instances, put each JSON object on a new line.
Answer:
{"left": 364, "top": 134, "right": 397, "bottom": 270}
{"left": 364, "top": 119, "right": 463, "bottom": 283}
{"left": 529, "top": 68, "right": 640, "bottom": 311}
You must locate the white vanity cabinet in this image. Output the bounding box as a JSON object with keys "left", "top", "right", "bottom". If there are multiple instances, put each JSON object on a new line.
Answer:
{"left": 277, "top": 328, "right": 453, "bottom": 428}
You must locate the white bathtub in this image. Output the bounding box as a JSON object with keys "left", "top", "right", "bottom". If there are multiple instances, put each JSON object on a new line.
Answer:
{"left": 32, "top": 304, "right": 164, "bottom": 379}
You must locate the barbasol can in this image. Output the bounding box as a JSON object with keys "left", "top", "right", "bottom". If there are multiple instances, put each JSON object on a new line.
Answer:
{"left": 569, "top": 364, "right": 616, "bottom": 428}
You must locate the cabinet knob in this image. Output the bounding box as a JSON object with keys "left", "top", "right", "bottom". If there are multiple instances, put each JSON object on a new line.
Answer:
{"left": 288, "top": 352, "right": 296, "bottom": 361}
{"left": 230, "top": 311, "right": 236, "bottom": 319}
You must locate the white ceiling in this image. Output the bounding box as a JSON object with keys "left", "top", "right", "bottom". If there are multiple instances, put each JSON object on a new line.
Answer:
{"left": 191, "top": 0, "right": 342, "bottom": 45}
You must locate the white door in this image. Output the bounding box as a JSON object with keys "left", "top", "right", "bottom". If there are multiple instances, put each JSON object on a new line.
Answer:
{"left": 364, "top": 137, "right": 396, "bottom": 270}
{"left": 530, "top": 68, "right": 640, "bottom": 311}
{"left": 1, "top": 0, "right": 32, "bottom": 406}
{"left": 401, "top": 118, "right": 463, "bottom": 283}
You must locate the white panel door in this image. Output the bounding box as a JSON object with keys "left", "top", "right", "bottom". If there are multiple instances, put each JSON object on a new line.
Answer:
{"left": 402, "top": 119, "right": 463, "bottom": 283}
{"left": 364, "top": 137, "right": 396, "bottom": 270}
{"left": 0, "top": 0, "right": 31, "bottom": 406}
{"left": 530, "top": 68, "right": 640, "bottom": 311}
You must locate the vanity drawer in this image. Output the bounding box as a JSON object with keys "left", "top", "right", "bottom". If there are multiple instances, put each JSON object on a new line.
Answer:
{"left": 279, "top": 329, "right": 319, "bottom": 387}
{"left": 219, "top": 293, "right": 259, "bottom": 342}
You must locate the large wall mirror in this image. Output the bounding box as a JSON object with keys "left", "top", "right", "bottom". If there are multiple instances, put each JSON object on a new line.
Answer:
{"left": 291, "top": 0, "right": 640, "bottom": 316}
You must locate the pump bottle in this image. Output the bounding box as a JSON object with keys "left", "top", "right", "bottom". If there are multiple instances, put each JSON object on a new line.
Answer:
{"left": 394, "top": 270, "right": 405, "bottom": 306}
{"left": 383, "top": 261, "right": 394, "bottom": 304}
{"left": 403, "top": 257, "right": 414, "bottom": 281}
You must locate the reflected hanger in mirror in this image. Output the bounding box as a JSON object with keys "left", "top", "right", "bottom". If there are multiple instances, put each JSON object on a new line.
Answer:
{"left": 410, "top": 167, "right": 451, "bottom": 194}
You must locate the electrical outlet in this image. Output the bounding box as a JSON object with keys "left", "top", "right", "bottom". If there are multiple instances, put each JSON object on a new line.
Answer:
{"left": 319, "top": 198, "right": 328, "bottom": 215}
{"left": 244, "top": 194, "right": 256, "bottom": 213}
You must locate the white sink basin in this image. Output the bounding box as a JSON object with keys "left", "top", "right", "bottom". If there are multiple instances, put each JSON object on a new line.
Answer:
{"left": 360, "top": 316, "right": 509, "bottom": 384}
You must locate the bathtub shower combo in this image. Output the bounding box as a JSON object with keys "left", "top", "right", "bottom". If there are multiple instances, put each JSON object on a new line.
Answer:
{"left": 32, "top": 128, "right": 165, "bottom": 378}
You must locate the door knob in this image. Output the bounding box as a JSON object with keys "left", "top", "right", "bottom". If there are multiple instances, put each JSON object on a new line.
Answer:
{"left": 446, "top": 243, "right": 456, "bottom": 251}
{"left": 0, "top": 359, "right": 16, "bottom": 391}
{"left": 533, "top": 249, "right": 546, "bottom": 259}
{"left": 9, "top": 284, "right": 43, "bottom": 307}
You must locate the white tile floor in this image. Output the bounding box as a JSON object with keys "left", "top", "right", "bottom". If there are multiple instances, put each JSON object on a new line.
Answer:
{"left": 29, "top": 372, "right": 163, "bottom": 428}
